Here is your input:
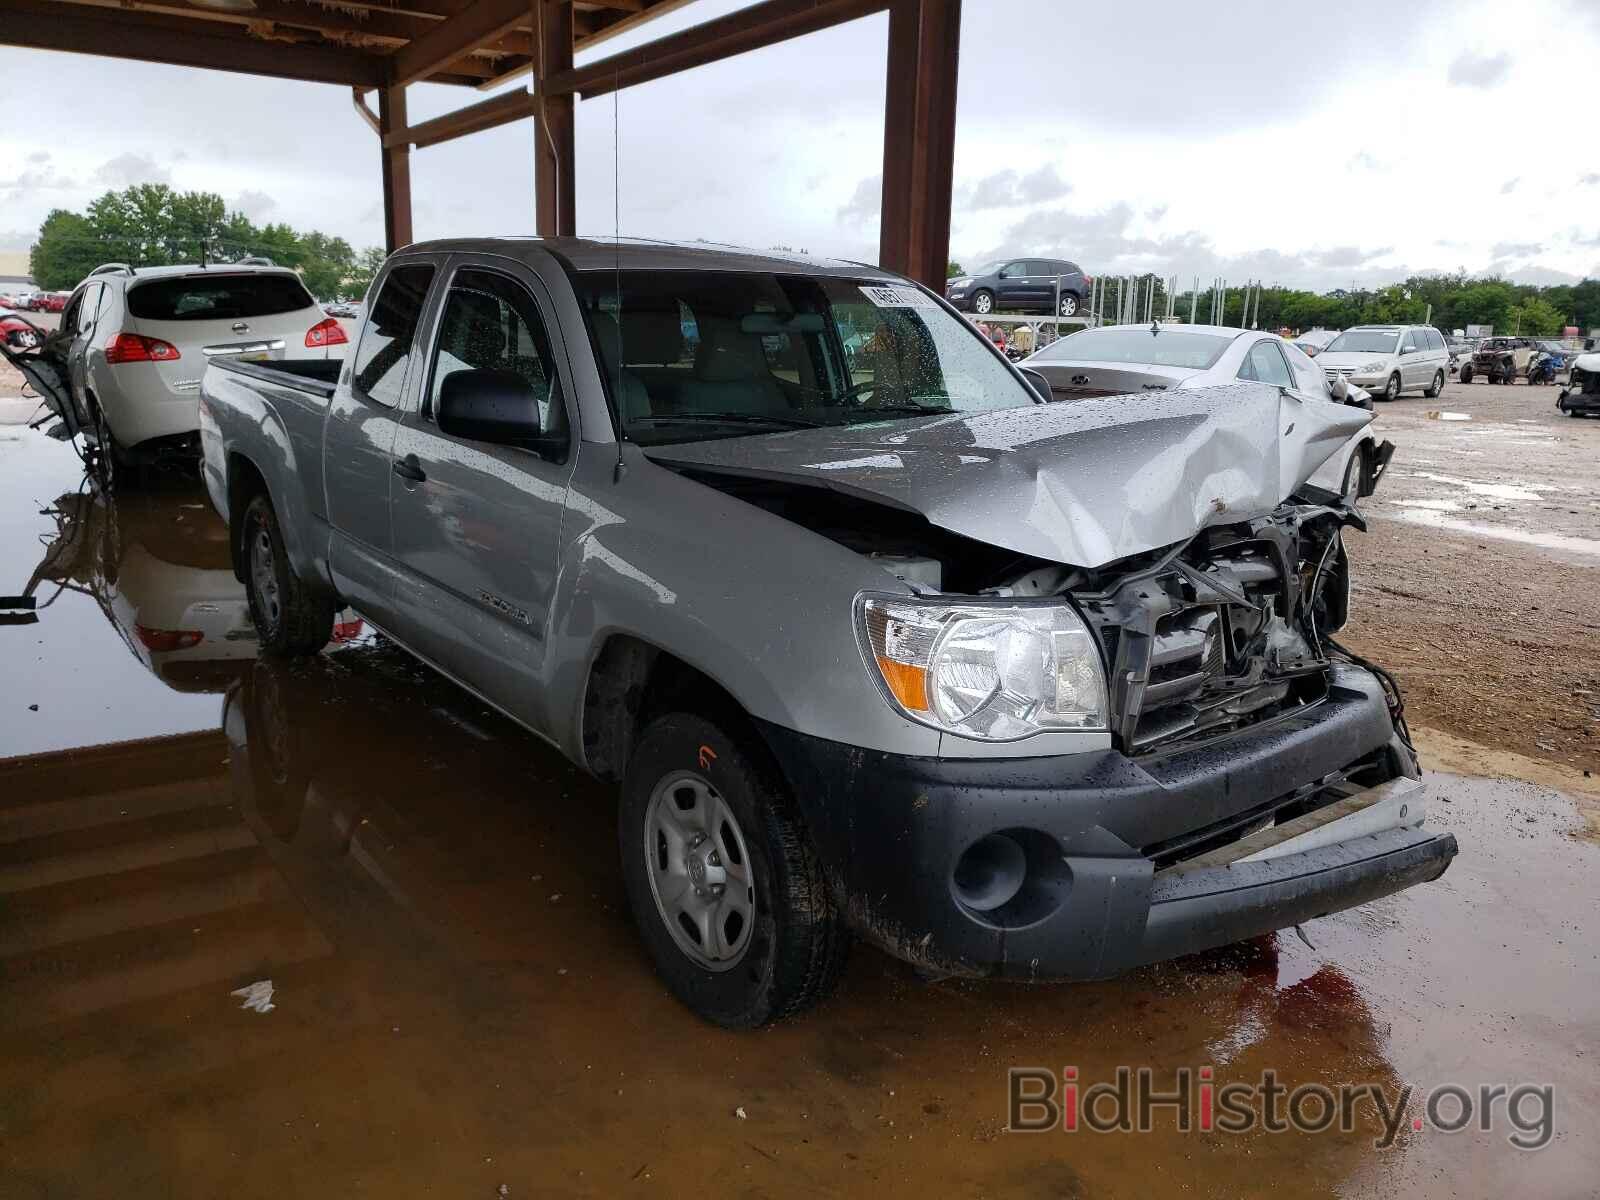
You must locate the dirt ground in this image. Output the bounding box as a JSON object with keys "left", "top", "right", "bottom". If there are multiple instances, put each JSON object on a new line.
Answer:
{"left": 1341, "top": 378, "right": 1600, "bottom": 790}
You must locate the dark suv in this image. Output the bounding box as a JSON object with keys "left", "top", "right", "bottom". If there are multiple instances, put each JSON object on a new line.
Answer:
{"left": 946, "top": 258, "right": 1092, "bottom": 317}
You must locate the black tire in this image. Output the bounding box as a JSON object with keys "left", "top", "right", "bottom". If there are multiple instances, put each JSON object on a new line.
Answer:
{"left": 1057, "top": 292, "right": 1079, "bottom": 317}
{"left": 1460, "top": 364, "right": 1474, "bottom": 384}
{"left": 1424, "top": 370, "right": 1444, "bottom": 398}
{"left": 1382, "top": 373, "right": 1401, "bottom": 402}
{"left": 971, "top": 289, "right": 994, "bottom": 315}
{"left": 1341, "top": 447, "right": 1365, "bottom": 504}
{"left": 619, "top": 711, "right": 848, "bottom": 1028}
{"left": 241, "top": 491, "right": 333, "bottom": 656}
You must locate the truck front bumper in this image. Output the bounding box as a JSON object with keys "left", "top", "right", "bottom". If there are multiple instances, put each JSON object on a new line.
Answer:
{"left": 759, "top": 665, "right": 1457, "bottom": 979}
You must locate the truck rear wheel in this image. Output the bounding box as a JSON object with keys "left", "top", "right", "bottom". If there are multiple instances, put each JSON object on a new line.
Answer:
{"left": 619, "top": 711, "right": 847, "bottom": 1028}
{"left": 242, "top": 492, "right": 333, "bottom": 657}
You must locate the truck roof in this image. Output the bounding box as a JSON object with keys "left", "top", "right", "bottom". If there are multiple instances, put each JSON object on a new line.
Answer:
{"left": 399, "top": 236, "right": 902, "bottom": 281}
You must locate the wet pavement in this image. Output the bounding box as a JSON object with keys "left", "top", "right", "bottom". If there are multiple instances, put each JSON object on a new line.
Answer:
{"left": 1367, "top": 378, "right": 1600, "bottom": 563}
{"left": 2, "top": 427, "right": 1598, "bottom": 1198}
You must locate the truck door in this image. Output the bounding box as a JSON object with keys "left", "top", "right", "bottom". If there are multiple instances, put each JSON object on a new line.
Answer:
{"left": 323, "top": 257, "right": 440, "bottom": 631}
{"left": 385, "top": 257, "right": 578, "bottom": 734}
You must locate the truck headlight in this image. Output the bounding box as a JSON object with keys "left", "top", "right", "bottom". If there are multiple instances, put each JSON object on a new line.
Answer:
{"left": 856, "top": 594, "right": 1108, "bottom": 739}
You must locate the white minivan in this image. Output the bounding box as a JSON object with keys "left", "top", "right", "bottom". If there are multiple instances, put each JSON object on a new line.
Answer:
{"left": 1315, "top": 324, "right": 1450, "bottom": 402}
{"left": 49, "top": 260, "right": 348, "bottom": 464}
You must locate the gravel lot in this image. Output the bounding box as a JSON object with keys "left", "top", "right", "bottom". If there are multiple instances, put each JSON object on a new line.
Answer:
{"left": 1343, "top": 377, "right": 1600, "bottom": 788}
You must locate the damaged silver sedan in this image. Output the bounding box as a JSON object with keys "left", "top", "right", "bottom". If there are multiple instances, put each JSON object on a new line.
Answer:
{"left": 195, "top": 239, "right": 1457, "bottom": 1027}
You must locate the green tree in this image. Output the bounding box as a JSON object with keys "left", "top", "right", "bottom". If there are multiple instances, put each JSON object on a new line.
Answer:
{"left": 30, "top": 209, "right": 101, "bottom": 290}
{"left": 1506, "top": 297, "right": 1564, "bottom": 335}
{"left": 346, "top": 246, "right": 387, "bottom": 301}
{"left": 947, "top": 260, "right": 964, "bottom": 278}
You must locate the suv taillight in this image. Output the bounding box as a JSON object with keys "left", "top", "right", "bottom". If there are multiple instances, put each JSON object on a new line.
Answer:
{"left": 105, "top": 332, "right": 180, "bottom": 364}
{"left": 306, "top": 317, "right": 348, "bottom": 348}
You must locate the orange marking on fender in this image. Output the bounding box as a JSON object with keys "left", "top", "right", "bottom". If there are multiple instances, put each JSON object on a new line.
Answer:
{"left": 698, "top": 745, "right": 718, "bottom": 770}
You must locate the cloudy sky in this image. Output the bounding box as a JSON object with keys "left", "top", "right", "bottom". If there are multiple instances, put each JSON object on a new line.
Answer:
{"left": 3, "top": 0, "right": 1599, "bottom": 289}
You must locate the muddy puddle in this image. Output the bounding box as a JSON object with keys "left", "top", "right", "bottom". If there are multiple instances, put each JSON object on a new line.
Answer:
{"left": 2, "top": 430, "right": 1597, "bottom": 1198}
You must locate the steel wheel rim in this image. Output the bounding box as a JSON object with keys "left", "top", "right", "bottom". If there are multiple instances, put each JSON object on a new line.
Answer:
{"left": 974, "top": 293, "right": 992, "bottom": 314}
{"left": 1387, "top": 375, "right": 1399, "bottom": 400}
{"left": 249, "top": 521, "right": 282, "bottom": 630}
{"left": 1059, "top": 295, "right": 1076, "bottom": 316}
{"left": 643, "top": 770, "right": 756, "bottom": 972}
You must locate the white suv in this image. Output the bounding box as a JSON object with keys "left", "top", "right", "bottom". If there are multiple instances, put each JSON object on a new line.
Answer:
{"left": 1315, "top": 324, "right": 1450, "bottom": 402}
{"left": 50, "top": 260, "right": 348, "bottom": 463}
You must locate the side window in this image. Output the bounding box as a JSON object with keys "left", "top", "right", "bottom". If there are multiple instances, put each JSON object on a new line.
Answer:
{"left": 1281, "top": 341, "right": 1330, "bottom": 398}
{"left": 1000, "top": 261, "right": 1025, "bottom": 278}
{"left": 75, "top": 283, "right": 103, "bottom": 334}
{"left": 352, "top": 263, "right": 436, "bottom": 408}
{"left": 1431, "top": 329, "right": 1446, "bottom": 351}
{"left": 60, "top": 290, "right": 84, "bottom": 335}
{"left": 1240, "top": 339, "right": 1293, "bottom": 387}
{"left": 427, "top": 268, "right": 568, "bottom": 461}
{"left": 1025, "top": 260, "right": 1052, "bottom": 276}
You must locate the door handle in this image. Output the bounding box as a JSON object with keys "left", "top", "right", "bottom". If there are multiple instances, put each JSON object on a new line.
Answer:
{"left": 392, "top": 454, "right": 426, "bottom": 483}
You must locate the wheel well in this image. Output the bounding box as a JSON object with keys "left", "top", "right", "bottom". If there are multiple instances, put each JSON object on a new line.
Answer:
{"left": 226, "top": 453, "right": 269, "bottom": 582}
{"left": 581, "top": 635, "right": 748, "bottom": 782}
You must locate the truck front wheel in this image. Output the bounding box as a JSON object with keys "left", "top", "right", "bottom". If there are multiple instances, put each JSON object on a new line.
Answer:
{"left": 619, "top": 711, "right": 847, "bottom": 1027}
{"left": 241, "top": 492, "right": 333, "bottom": 657}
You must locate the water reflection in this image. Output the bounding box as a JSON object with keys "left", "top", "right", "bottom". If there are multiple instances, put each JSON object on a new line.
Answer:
{"left": 21, "top": 478, "right": 363, "bottom": 699}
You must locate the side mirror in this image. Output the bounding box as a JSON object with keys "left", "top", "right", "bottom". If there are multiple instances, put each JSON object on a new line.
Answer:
{"left": 437, "top": 368, "right": 543, "bottom": 445}
{"left": 1329, "top": 376, "right": 1350, "bottom": 403}
{"left": 1018, "top": 366, "right": 1053, "bottom": 402}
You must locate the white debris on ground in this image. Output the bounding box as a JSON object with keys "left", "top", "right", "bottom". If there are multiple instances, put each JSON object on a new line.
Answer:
{"left": 1424, "top": 410, "right": 1471, "bottom": 420}
{"left": 231, "top": 980, "right": 276, "bottom": 1013}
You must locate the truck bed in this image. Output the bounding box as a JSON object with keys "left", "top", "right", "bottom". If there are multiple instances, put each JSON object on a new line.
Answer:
{"left": 208, "top": 356, "right": 343, "bottom": 400}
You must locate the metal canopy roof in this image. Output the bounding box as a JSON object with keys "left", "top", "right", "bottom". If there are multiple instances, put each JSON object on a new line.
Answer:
{"left": 0, "top": 0, "right": 962, "bottom": 289}
{"left": 0, "top": 0, "right": 691, "bottom": 88}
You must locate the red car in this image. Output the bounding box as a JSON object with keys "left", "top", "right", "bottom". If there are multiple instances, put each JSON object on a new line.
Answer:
{"left": 40, "top": 292, "right": 69, "bottom": 313}
{"left": 0, "top": 313, "right": 41, "bottom": 349}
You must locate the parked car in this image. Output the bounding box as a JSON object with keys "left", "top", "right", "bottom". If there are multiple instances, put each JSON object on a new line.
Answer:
{"left": 1292, "top": 328, "right": 1339, "bottom": 357}
{"left": 1316, "top": 324, "right": 1450, "bottom": 400}
{"left": 1023, "top": 324, "right": 1391, "bottom": 504}
{"left": 0, "top": 309, "right": 42, "bottom": 350}
{"left": 24, "top": 261, "right": 348, "bottom": 466}
{"left": 1459, "top": 336, "right": 1533, "bottom": 385}
{"left": 186, "top": 238, "right": 1456, "bottom": 1028}
{"left": 1557, "top": 352, "right": 1599, "bottom": 416}
{"left": 947, "top": 258, "right": 1092, "bottom": 317}
{"left": 40, "top": 291, "right": 69, "bottom": 313}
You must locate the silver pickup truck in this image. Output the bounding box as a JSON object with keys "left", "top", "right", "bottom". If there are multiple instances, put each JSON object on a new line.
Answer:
{"left": 197, "top": 238, "right": 1456, "bottom": 1027}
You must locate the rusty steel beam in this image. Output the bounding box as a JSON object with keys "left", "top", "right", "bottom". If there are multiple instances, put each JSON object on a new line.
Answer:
{"left": 0, "top": 0, "right": 388, "bottom": 85}
{"left": 386, "top": 86, "right": 539, "bottom": 148}
{"left": 878, "top": 0, "right": 958, "bottom": 288}
{"left": 352, "top": 87, "right": 382, "bottom": 135}
{"left": 544, "top": 0, "right": 888, "bottom": 98}
{"left": 534, "top": 0, "right": 575, "bottom": 237}
{"left": 379, "top": 86, "right": 415, "bottom": 252}
{"left": 387, "top": 0, "right": 533, "bottom": 87}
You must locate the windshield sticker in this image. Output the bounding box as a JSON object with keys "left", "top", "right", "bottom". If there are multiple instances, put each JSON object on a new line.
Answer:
{"left": 860, "top": 284, "right": 937, "bottom": 309}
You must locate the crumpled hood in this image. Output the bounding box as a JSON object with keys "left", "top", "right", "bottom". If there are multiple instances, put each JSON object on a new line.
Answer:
{"left": 646, "top": 383, "right": 1372, "bottom": 568}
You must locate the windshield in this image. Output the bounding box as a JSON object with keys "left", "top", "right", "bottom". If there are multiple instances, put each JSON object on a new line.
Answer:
{"left": 1031, "top": 327, "right": 1233, "bottom": 370}
{"left": 972, "top": 262, "right": 1006, "bottom": 277}
{"left": 1324, "top": 330, "right": 1400, "bottom": 354}
{"left": 575, "top": 270, "right": 1033, "bottom": 445}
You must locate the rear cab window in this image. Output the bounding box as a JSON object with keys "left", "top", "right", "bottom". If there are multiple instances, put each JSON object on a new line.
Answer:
{"left": 352, "top": 263, "right": 437, "bottom": 408}
{"left": 127, "top": 273, "right": 316, "bottom": 321}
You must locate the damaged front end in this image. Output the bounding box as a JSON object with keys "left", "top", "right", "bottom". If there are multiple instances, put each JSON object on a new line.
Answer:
{"left": 1051, "top": 493, "right": 1363, "bottom": 756}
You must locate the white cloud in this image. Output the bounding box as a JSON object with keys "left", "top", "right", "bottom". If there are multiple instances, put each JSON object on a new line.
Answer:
{"left": 1447, "top": 49, "right": 1513, "bottom": 88}
{"left": 93, "top": 152, "right": 172, "bottom": 188}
